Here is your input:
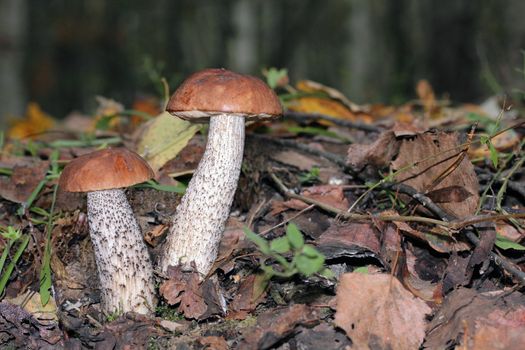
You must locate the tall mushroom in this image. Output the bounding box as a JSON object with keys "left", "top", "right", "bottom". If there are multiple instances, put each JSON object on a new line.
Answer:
{"left": 160, "top": 68, "right": 282, "bottom": 275}
{"left": 59, "top": 148, "right": 156, "bottom": 315}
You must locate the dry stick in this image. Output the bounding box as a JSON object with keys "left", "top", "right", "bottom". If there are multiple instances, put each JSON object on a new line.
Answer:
{"left": 259, "top": 204, "right": 316, "bottom": 237}
{"left": 283, "top": 111, "right": 380, "bottom": 132}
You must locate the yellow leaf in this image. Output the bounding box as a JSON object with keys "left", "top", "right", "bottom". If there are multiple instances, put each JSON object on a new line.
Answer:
{"left": 137, "top": 111, "right": 201, "bottom": 172}
{"left": 288, "top": 80, "right": 374, "bottom": 124}
{"left": 8, "top": 102, "right": 55, "bottom": 139}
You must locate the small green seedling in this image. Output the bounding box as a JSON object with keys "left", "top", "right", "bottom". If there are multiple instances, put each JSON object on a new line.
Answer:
{"left": 298, "top": 166, "right": 320, "bottom": 185}
{"left": 0, "top": 226, "right": 30, "bottom": 296}
{"left": 244, "top": 223, "right": 333, "bottom": 279}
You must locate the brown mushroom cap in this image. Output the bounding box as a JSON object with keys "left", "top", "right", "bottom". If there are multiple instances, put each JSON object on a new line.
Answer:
{"left": 166, "top": 68, "right": 282, "bottom": 122}
{"left": 59, "top": 148, "right": 154, "bottom": 192}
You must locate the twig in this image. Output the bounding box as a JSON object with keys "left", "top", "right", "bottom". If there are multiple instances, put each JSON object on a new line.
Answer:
{"left": 283, "top": 111, "right": 380, "bottom": 132}
{"left": 259, "top": 204, "right": 315, "bottom": 237}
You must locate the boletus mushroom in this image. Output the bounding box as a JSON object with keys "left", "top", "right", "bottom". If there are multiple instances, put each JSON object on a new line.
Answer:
{"left": 59, "top": 148, "right": 156, "bottom": 315}
{"left": 160, "top": 68, "right": 282, "bottom": 275}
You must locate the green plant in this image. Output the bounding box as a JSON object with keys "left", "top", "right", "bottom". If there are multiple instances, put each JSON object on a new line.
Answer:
{"left": 0, "top": 226, "right": 30, "bottom": 296}
{"left": 244, "top": 223, "right": 333, "bottom": 279}
{"left": 156, "top": 304, "right": 185, "bottom": 321}
{"left": 298, "top": 166, "right": 320, "bottom": 185}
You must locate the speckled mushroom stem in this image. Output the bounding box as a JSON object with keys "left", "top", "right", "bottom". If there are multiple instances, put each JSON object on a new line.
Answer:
{"left": 87, "top": 189, "right": 156, "bottom": 315}
{"left": 160, "top": 114, "right": 245, "bottom": 275}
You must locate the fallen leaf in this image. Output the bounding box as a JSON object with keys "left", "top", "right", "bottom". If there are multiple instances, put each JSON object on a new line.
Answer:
{"left": 294, "top": 323, "right": 352, "bottom": 350}
{"left": 301, "top": 185, "right": 349, "bottom": 211}
{"left": 159, "top": 265, "right": 207, "bottom": 319}
{"left": 334, "top": 272, "right": 430, "bottom": 350}
{"left": 199, "top": 336, "right": 229, "bottom": 350}
{"left": 426, "top": 185, "right": 473, "bottom": 204}
{"left": 228, "top": 274, "right": 268, "bottom": 319}
{"left": 470, "top": 307, "right": 525, "bottom": 350}
{"left": 416, "top": 79, "right": 440, "bottom": 118}
{"left": 0, "top": 160, "right": 49, "bottom": 203}
{"left": 296, "top": 80, "right": 366, "bottom": 113}
{"left": 392, "top": 131, "right": 479, "bottom": 218}
{"left": 346, "top": 130, "right": 398, "bottom": 171}
{"left": 136, "top": 111, "right": 201, "bottom": 172}
{"left": 319, "top": 222, "right": 381, "bottom": 255}
{"left": 130, "top": 95, "right": 161, "bottom": 126}
{"left": 143, "top": 224, "right": 168, "bottom": 247}
{"left": 0, "top": 301, "right": 63, "bottom": 348}
{"left": 495, "top": 222, "right": 523, "bottom": 242}
{"left": 271, "top": 150, "right": 320, "bottom": 171}
{"left": 8, "top": 103, "right": 55, "bottom": 139}
{"left": 424, "top": 288, "right": 525, "bottom": 349}
{"left": 238, "top": 304, "right": 320, "bottom": 350}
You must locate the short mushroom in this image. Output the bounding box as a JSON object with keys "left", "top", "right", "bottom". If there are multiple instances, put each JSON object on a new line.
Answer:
{"left": 160, "top": 68, "right": 282, "bottom": 275}
{"left": 59, "top": 148, "right": 156, "bottom": 315}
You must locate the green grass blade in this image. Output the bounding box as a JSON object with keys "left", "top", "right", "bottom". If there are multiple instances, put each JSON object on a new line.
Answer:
{"left": 0, "top": 235, "right": 30, "bottom": 295}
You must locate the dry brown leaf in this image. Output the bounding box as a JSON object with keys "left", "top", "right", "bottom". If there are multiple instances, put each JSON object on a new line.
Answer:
{"left": 238, "top": 304, "right": 320, "bottom": 350}
{"left": 302, "top": 185, "right": 349, "bottom": 211}
{"left": 416, "top": 79, "right": 440, "bottom": 118}
{"left": 319, "top": 222, "right": 381, "bottom": 254}
{"left": 346, "top": 130, "right": 398, "bottom": 171}
{"left": 159, "top": 266, "right": 207, "bottom": 319}
{"left": 199, "top": 336, "right": 229, "bottom": 350}
{"left": 0, "top": 160, "right": 49, "bottom": 203}
{"left": 470, "top": 308, "right": 525, "bottom": 350}
{"left": 271, "top": 150, "right": 320, "bottom": 171}
{"left": 335, "top": 272, "right": 431, "bottom": 350}
{"left": 228, "top": 274, "right": 268, "bottom": 320}
{"left": 424, "top": 288, "right": 525, "bottom": 349}
{"left": 392, "top": 131, "right": 479, "bottom": 218}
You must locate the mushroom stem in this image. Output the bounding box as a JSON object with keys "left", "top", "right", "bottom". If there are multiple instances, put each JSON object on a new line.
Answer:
{"left": 160, "top": 114, "right": 245, "bottom": 275}
{"left": 87, "top": 189, "right": 156, "bottom": 315}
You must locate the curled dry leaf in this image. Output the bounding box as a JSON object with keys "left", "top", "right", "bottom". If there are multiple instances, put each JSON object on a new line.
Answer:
{"left": 335, "top": 272, "right": 431, "bottom": 350}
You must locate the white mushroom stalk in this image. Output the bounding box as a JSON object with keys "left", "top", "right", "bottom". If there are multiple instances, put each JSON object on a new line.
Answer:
{"left": 160, "top": 114, "right": 245, "bottom": 274}
{"left": 87, "top": 189, "right": 156, "bottom": 315}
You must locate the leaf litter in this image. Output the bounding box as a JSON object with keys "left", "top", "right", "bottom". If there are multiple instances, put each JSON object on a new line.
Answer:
{"left": 0, "top": 75, "right": 524, "bottom": 349}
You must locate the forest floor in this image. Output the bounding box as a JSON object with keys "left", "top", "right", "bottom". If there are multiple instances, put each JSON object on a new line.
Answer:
{"left": 0, "top": 75, "right": 524, "bottom": 349}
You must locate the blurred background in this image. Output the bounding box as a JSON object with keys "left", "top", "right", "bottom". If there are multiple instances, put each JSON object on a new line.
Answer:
{"left": 1, "top": 0, "right": 525, "bottom": 125}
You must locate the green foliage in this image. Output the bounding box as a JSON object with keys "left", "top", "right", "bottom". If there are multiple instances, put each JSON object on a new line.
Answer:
{"left": 156, "top": 304, "right": 185, "bottom": 321}
{"left": 0, "top": 226, "right": 30, "bottom": 297}
{"left": 39, "top": 151, "right": 61, "bottom": 306}
{"left": 286, "top": 125, "right": 352, "bottom": 143}
{"left": 264, "top": 67, "right": 288, "bottom": 89}
{"left": 479, "top": 134, "right": 499, "bottom": 168}
{"left": 495, "top": 234, "right": 525, "bottom": 251}
{"left": 353, "top": 266, "right": 369, "bottom": 274}
{"left": 298, "top": 166, "right": 320, "bottom": 185}
{"left": 244, "top": 223, "right": 333, "bottom": 280}
{"left": 135, "top": 179, "right": 186, "bottom": 194}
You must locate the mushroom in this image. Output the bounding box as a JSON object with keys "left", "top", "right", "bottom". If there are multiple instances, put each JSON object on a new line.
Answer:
{"left": 59, "top": 148, "right": 156, "bottom": 315}
{"left": 160, "top": 68, "right": 282, "bottom": 275}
